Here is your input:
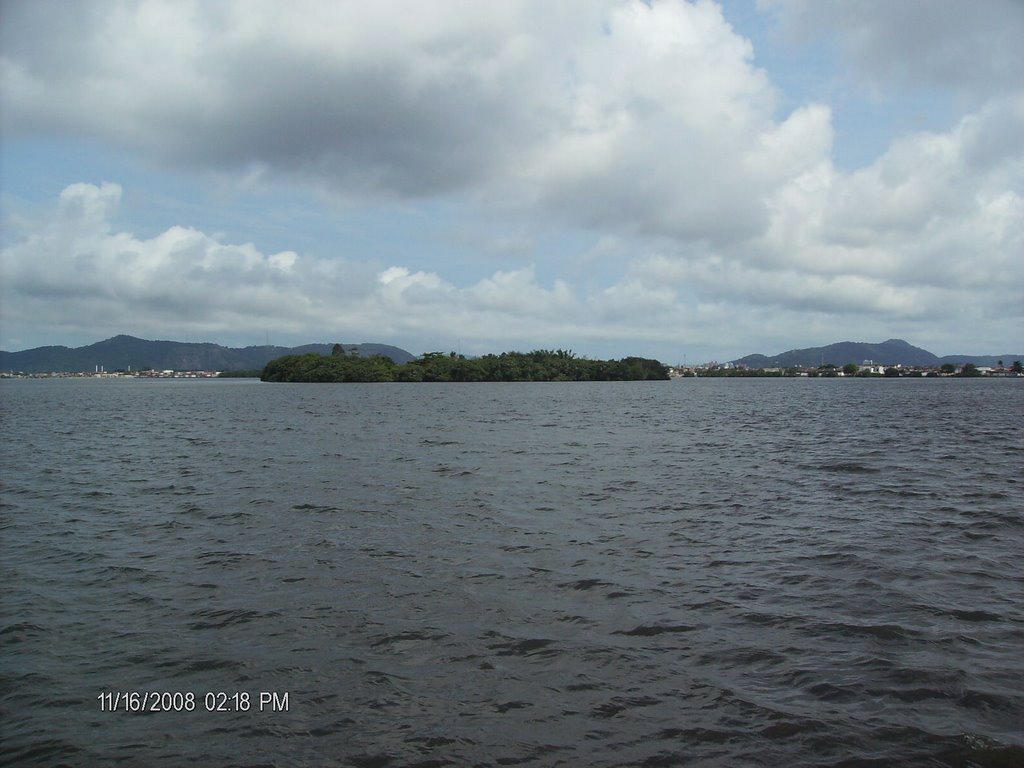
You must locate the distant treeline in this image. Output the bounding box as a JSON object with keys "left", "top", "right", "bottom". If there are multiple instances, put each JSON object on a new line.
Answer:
{"left": 261, "top": 349, "right": 669, "bottom": 382}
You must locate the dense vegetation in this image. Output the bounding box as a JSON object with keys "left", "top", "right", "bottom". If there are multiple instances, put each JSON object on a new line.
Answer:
{"left": 261, "top": 349, "right": 669, "bottom": 383}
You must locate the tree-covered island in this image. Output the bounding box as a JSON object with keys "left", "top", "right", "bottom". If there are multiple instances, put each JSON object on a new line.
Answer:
{"left": 261, "top": 348, "right": 669, "bottom": 382}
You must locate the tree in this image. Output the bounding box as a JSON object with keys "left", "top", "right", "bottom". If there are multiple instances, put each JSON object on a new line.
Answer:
{"left": 261, "top": 349, "right": 668, "bottom": 383}
{"left": 842, "top": 363, "right": 858, "bottom": 376}
{"left": 940, "top": 363, "right": 956, "bottom": 375}
{"left": 331, "top": 343, "right": 344, "bottom": 356}
{"left": 1012, "top": 361, "right": 1023, "bottom": 374}
{"left": 959, "top": 363, "right": 981, "bottom": 377}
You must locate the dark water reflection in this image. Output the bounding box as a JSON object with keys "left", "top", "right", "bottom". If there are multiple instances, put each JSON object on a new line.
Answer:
{"left": 2, "top": 378, "right": 1022, "bottom": 766}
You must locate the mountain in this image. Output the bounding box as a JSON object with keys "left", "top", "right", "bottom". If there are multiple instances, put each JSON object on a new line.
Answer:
{"left": 0, "top": 335, "right": 416, "bottom": 373}
{"left": 731, "top": 339, "right": 1022, "bottom": 369}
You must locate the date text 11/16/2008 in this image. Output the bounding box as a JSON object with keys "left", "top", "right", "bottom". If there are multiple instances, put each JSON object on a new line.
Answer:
{"left": 97, "top": 690, "right": 290, "bottom": 713}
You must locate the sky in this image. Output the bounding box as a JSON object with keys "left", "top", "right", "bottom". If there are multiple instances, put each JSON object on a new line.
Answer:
{"left": 1, "top": 0, "right": 1022, "bottom": 363}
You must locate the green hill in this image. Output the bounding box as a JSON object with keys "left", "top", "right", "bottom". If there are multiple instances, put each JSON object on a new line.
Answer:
{"left": 732, "top": 339, "right": 1021, "bottom": 368}
{"left": 0, "top": 335, "right": 415, "bottom": 373}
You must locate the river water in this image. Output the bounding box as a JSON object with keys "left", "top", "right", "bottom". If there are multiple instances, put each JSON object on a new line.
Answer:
{"left": 2, "top": 378, "right": 1022, "bottom": 767}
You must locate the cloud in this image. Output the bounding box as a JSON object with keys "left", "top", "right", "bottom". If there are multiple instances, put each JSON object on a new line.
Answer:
{"left": 0, "top": 182, "right": 596, "bottom": 350}
{"left": 2, "top": 182, "right": 356, "bottom": 340}
{"left": 626, "top": 92, "right": 1024, "bottom": 340}
{"left": 1, "top": 0, "right": 835, "bottom": 246}
{"left": 513, "top": 2, "right": 834, "bottom": 245}
{"left": 759, "top": 0, "right": 1024, "bottom": 97}
{"left": 3, "top": 161, "right": 1021, "bottom": 359}
{"left": 0, "top": 181, "right": 769, "bottom": 356}
{"left": 1, "top": 0, "right": 580, "bottom": 195}
{"left": 817, "top": 96, "right": 1024, "bottom": 295}
{"left": 1, "top": 2, "right": 1021, "bottom": 358}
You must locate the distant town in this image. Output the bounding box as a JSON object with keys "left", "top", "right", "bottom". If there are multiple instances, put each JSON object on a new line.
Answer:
{"left": 668, "top": 361, "right": 1022, "bottom": 378}
{"left": 3, "top": 361, "right": 1021, "bottom": 380}
{"left": 2, "top": 335, "right": 1021, "bottom": 379}
{"left": 0, "top": 367, "right": 231, "bottom": 379}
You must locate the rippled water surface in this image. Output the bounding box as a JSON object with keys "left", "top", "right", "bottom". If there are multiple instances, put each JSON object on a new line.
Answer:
{"left": 2, "top": 378, "right": 1022, "bottom": 767}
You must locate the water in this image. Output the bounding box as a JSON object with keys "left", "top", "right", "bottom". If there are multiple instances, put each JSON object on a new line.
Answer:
{"left": 2, "top": 378, "right": 1022, "bottom": 767}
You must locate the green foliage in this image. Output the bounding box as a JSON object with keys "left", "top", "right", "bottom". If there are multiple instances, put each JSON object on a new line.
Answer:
{"left": 261, "top": 349, "right": 669, "bottom": 383}
{"left": 842, "top": 363, "right": 859, "bottom": 376}
{"left": 958, "top": 363, "right": 982, "bottom": 377}
{"left": 261, "top": 353, "right": 396, "bottom": 382}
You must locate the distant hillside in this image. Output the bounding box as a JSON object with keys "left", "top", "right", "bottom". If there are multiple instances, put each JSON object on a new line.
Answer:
{"left": 0, "top": 335, "right": 416, "bottom": 373}
{"left": 732, "top": 339, "right": 1022, "bottom": 368}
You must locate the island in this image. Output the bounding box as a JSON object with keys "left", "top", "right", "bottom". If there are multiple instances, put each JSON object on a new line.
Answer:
{"left": 260, "top": 348, "right": 669, "bottom": 382}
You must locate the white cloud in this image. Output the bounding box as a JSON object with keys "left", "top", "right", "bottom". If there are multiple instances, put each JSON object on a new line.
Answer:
{"left": 617, "top": 84, "right": 1024, "bottom": 338}
{"left": 1, "top": 182, "right": 359, "bottom": 340}
{"left": 0, "top": 183, "right": 592, "bottom": 351}
{"left": 2, "top": 165, "right": 1021, "bottom": 359}
{"left": 508, "top": 1, "right": 835, "bottom": 244}
{"left": 1, "top": 2, "right": 1021, "bottom": 359}
{"left": 1, "top": 0, "right": 836, "bottom": 246}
